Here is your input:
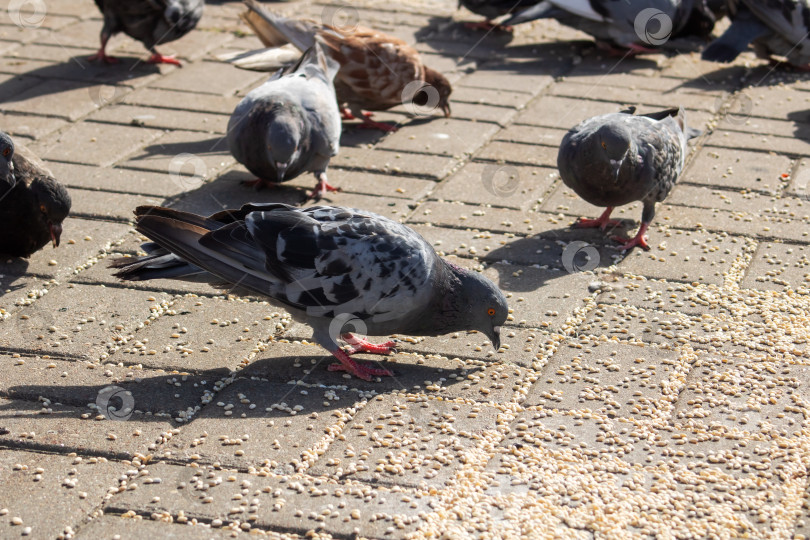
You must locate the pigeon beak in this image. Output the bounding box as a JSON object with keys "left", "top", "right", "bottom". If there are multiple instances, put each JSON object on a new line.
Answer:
{"left": 275, "top": 161, "right": 289, "bottom": 181}
{"left": 490, "top": 325, "right": 501, "bottom": 351}
{"left": 49, "top": 222, "right": 62, "bottom": 248}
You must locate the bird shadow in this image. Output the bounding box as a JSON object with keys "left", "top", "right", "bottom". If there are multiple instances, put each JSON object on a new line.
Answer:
{"left": 483, "top": 224, "right": 631, "bottom": 293}
{"left": 0, "top": 257, "right": 30, "bottom": 293}
{"left": 0, "top": 56, "right": 161, "bottom": 104}
{"left": 787, "top": 110, "right": 810, "bottom": 141}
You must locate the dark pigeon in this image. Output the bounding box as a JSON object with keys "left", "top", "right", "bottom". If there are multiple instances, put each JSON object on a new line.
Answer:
{"left": 227, "top": 43, "right": 342, "bottom": 200}
{"left": 112, "top": 204, "right": 508, "bottom": 381}
{"left": 702, "top": 0, "right": 810, "bottom": 67}
{"left": 0, "top": 135, "right": 71, "bottom": 258}
{"left": 557, "top": 106, "right": 701, "bottom": 251}
{"left": 90, "top": 0, "right": 204, "bottom": 65}
{"left": 503, "top": 0, "right": 705, "bottom": 52}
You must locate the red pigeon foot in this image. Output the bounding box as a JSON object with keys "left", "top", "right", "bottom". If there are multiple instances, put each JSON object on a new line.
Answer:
{"left": 147, "top": 53, "right": 182, "bottom": 66}
{"left": 328, "top": 349, "right": 394, "bottom": 381}
{"left": 88, "top": 50, "right": 119, "bottom": 64}
{"left": 307, "top": 176, "right": 341, "bottom": 201}
{"left": 575, "top": 207, "right": 619, "bottom": 231}
{"left": 342, "top": 333, "right": 397, "bottom": 355}
{"left": 613, "top": 223, "right": 651, "bottom": 251}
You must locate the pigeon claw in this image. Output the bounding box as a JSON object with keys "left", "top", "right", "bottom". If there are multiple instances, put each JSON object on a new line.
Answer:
{"left": 612, "top": 223, "right": 651, "bottom": 251}
{"left": 575, "top": 207, "right": 618, "bottom": 230}
{"left": 147, "top": 53, "right": 182, "bottom": 66}
{"left": 343, "top": 334, "right": 397, "bottom": 355}
{"left": 328, "top": 349, "right": 393, "bottom": 381}
{"left": 307, "top": 177, "right": 341, "bottom": 201}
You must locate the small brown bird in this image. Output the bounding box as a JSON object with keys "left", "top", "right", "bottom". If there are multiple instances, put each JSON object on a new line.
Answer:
{"left": 240, "top": 0, "right": 452, "bottom": 132}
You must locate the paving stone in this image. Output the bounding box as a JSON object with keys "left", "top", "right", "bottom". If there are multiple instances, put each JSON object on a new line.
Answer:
{"left": 0, "top": 216, "right": 131, "bottom": 285}
{"left": 311, "top": 394, "right": 499, "bottom": 486}
{"left": 0, "top": 397, "right": 171, "bottom": 457}
{"left": 0, "top": 449, "right": 126, "bottom": 540}
{"left": 430, "top": 161, "right": 553, "bottom": 209}
{"left": 0, "top": 353, "right": 214, "bottom": 420}
{"left": 526, "top": 338, "right": 686, "bottom": 419}
{"left": 68, "top": 187, "right": 161, "bottom": 221}
{"left": 117, "top": 130, "right": 233, "bottom": 177}
{"left": 376, "top": 118, "right": 501, "bottom": 158}
{"left": 2, "top": 78, "right": 136, "bottom": 121}
{"left": 682, "top": 147, "right": 791, "bottom": 192}
{"left": 49, "top": 162, "right": 190, "bottom": 197}
{"left": 331, "top": 146, "right": 459, "bottom": 180}
{"left": 594, "top": 276, "right": 731, "bottom": 317}
{"left": 108, "top": 463, "right": 435, "bottom": 538}
{"left": 36, "top": 121, "right": 164, "bottom": 167}
{"left": 475, "top": 138, "right": 558, "bottom": 167}
{"left": 123, "top": 87, "right": 242, "bottom": 115}
{"left": 77, "top": 516, "right": 251, "bottom": 540}
{"left": 162, "top": 378, "right": 363, "bottom": 472}
{"left": 577, "top": 303, "right": 752, "bottom": 354}
{"left": 741, "top": 241, "right": 810, "bottom": 292}
{"left": 0, "top": 282, "right": 172, "bottom": 360}
{"left": 1, "top": 110, "right": 68, "bottom": 140}
{"left": 106, "top": 295, "right": 280, "bottom": 373}
{"left": 705, "top": 127, "right": 810, "bottom": 156}
{"left": 152, "top": 61, "right": 267, "bottom": 96}
{"left": 89, "top": 104, "right": 230, "bottom": 134}
{"left": 311, "top": 168, "right": 435, "bottom": 200}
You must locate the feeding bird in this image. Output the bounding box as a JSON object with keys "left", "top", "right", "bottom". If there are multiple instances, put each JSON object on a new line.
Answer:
{"left": 89, "top": 0, "right": 204, "bottom": 65}
{"left": 0, "top": 133, "right": 71, "bottom": 258}
{"left": 227, "top": 43, "right": 342, "bottom": 200}
{"left": 557, "top": 106, "right": 700, "bottom": 251}
{"left": 236, "top": 0, "right": 452, "bottom": 131}
{"left": 702, "top": 0, "right": 810, "bottom": 69}
{"left": 112, "top": 204, "right": 508, "bottom": 381}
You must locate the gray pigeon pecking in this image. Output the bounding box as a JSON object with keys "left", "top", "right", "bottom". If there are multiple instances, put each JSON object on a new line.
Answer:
{"left": 503, "top": 0, "right": 708, "bottom": 53}
{"left": 90, "top": 0, "right": 204, "bottom": 65}
{"left": 702, "top": 0, "right": 810, "bottom": 68}
{"left": 557, "top": 107, "right": 700, "bottom": 251}
{"left": 0, "top": 133, "right": 71, "bottom": 258}
{"left": 227, "top": 43, "right": 342, "bottom": 200}
{"left": 111, "top": 204, "right": 508, "bottom": 381}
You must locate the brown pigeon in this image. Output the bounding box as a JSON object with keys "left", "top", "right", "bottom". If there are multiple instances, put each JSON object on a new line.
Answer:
{"left": 240, "top": 0, "right": 452, "bottom": 132}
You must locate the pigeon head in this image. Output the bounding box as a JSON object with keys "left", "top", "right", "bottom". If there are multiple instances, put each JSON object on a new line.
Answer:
{"left": 29, "top": 176, "right": 71, "bottom": 248}
{"left": 595, "top": 124, "right": 632, "bottom": 179}
{"left": 423, "top": 67, "right": 453, "bottom": 117}
{"left": 0, "top": 132, "right": 15, "bottom": 187}
{"left": 266, "top": 115, "right": 302, "bottom": 181}
{"left": 448, "top": 264, "right": 508, "bottom": 350}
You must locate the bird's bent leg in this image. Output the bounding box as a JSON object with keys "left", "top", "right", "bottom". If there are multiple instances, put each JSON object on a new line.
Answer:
{"left": 575, "top": 207, "right": 619, "bottom": 230}
{"left": 307, "top": 172, "right": 341, "bottom": 201}
{"left": 328, "top": 348, "right": 394, "bottom": 381}
{"left": 88, "top": 33, "right": 119, "bottom": 64}
{"left": 342, "top": 333, "right": 397, "bottom": 355}
{"left": 612, "top": 201, "right": 653, "bottom": 250}
{"left": 147, "top": 50, "right": 182, "bottom": 66}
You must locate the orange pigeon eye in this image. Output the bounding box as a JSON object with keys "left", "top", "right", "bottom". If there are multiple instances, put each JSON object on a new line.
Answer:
{"left": 601, "top": 141, "right": 607, "bottom": 149}
{"left": 39, "top": 204, "right": 47, "bottom": 213}
{"left": 487, "top": 308, "right": 496, "bottom": 316}
{"left": 2, "top": 147, "right": 10, "bottom": 157}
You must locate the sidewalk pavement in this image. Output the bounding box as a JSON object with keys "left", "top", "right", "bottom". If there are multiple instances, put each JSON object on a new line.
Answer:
{"left": 1, "top": 0, "right": 810, "bottom": 538}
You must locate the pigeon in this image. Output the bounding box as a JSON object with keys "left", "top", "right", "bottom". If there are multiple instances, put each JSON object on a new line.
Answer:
{"left": 0, "top": 131, "right": 16, "bottom": 193}
{"left": 111, "top": 204, "right": 508, "bottom": 381}
{"left": 239, "top": 0, "right": 452, "bottom": 132}
{"left": 227, "top": 43, "right": 342, "bottom": 200}
{"left": 89, "top": 0, "right": 204, "bottom": 65}
{"left": 0, "top": 136, "right": 71, "bottom": 258}
{"left": 557, "top": 107, "right": 701, "bottom": 251}
{"left": 503, "top": 0, "right": 707, "bottom": 53}
{"left": 702, "top": 0, "right": 810, "bottom": 68}
{"left": 457, "top": 0, "right": 544, "bottom": 30}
